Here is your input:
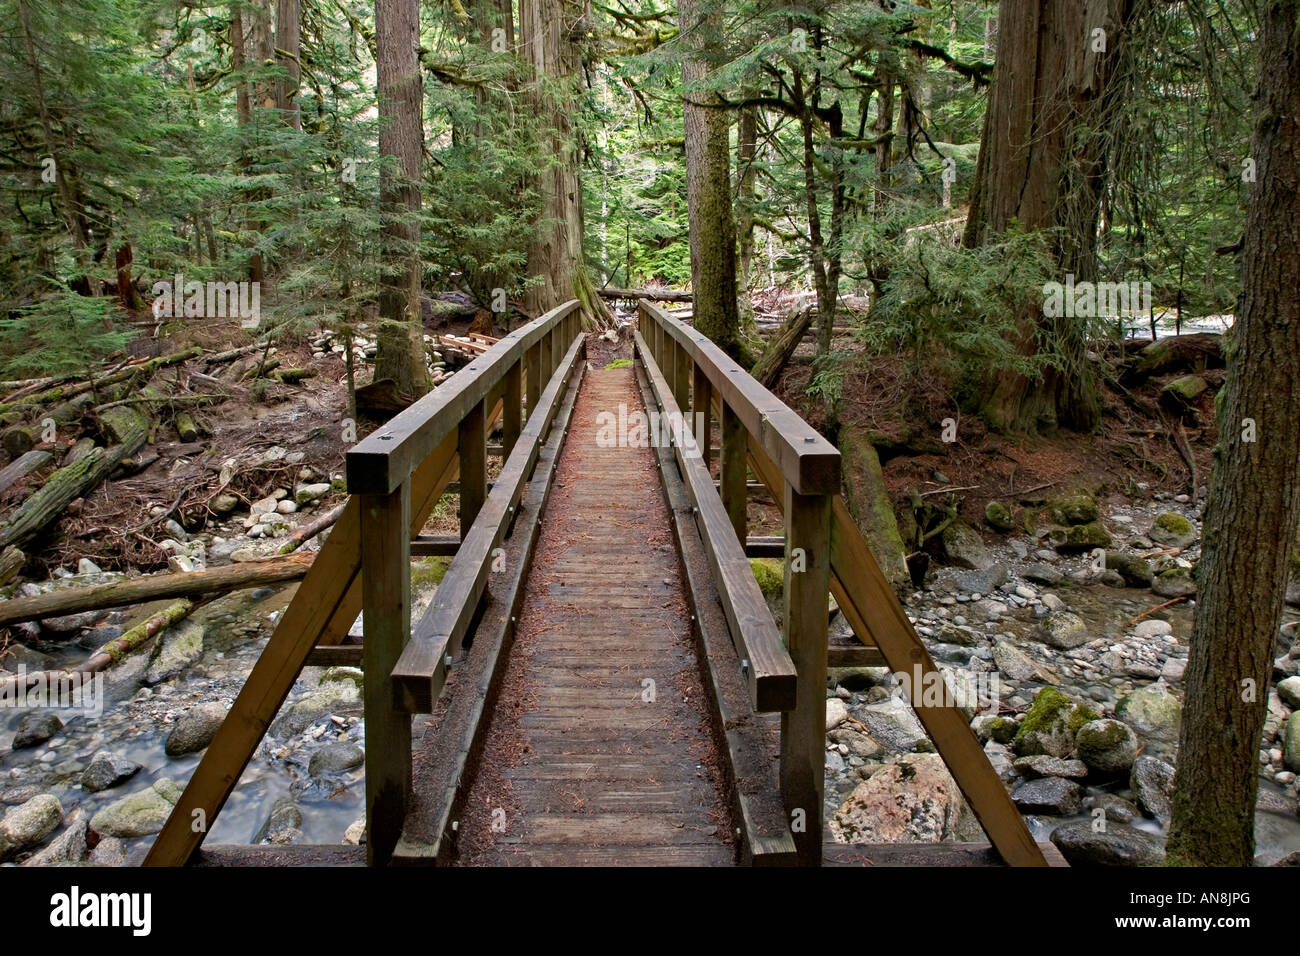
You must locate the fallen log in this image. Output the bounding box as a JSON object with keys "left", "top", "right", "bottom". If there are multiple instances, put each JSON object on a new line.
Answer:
{"left": 0, "top": 451, "right": 52, "bottom": 495}
{"left": 0, "top": 347, "right": 202, "bottom": 416}
{"left": 278, "top": 502, "right": 345, "bottom": 554}
{"left": 1121, "top": 332, "right": 1224, "bottom": 385}
{"left": 0, "top": 546, "right": 23, "bottom": 586}
{"left": 0, "top": 446, "right": 131, "bottom": 549}
{"left": 597, "top": 286, "right": 693, "bottom": 303}
{"left": 751, "top": 308, "right": 813, "bottom": 388}
{"left": 0, "top": 552, "right": 313, "bottom": 628}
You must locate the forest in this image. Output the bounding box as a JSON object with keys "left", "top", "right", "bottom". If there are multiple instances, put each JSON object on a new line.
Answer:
{"left": 0, "top": 0, "right": 1297, "bottom": 881}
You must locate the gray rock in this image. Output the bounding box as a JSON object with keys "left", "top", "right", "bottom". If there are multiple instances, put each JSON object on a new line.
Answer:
{"left": 971, "top": 714, "right": 1018, "bottom": 745}
{"left": 1074, "top": 718, "right": 1139, "bottom": 774}
{"left": 12, "top": 712, "right": 62, "bottom": 749}
{"left": 826, "top": 698, "right": 849, "bottom": 730}
{"left": 955, "top": 563, "right": 1009, "bottom": 594}
{"left": 1050, "top": 822, "right": 1166, "bottom": 866}
{"left": 22, "top": 810, "right": 87, "bottom": 866}
{"left": 829, "top": 753, "right": 971, "bottom": 843}
{"left": 855, "top": 696, "right": 927, "bottom": 753}
{"left": 993, "top": 639, "right": 1054, "bottom": 683}
{"left": 1133, "top": 619, "right": 1173, "bottom": 639}
{"left": 1265, "top": 689, "right": 1288, "bottom": 742}
{"left": 0, "top": 794, "right": 63, "bottom": 861}
{"left": 1148, "top": 511, "right": 1197, "bottom": 548}
{"left": 77, "top": 625, "right": 123, "bottom": 651}
{"left": 90, "top": 779, "right": 182, "bottom": 838}
{"left": 295, "top": 482, "right": 333, "bottom": 506}
{"left": 81, "top": 751, "right": 142, "bottom": 792}
{"left": 254, "top": 796, "right": 303, "bottom": 845}
{"left": 164, "top": 702, "right": 227, "bottom": 757}
{"left": 1011, "top": 777, "right": 1083, "bottom": 815}
{"left": 1013, "top": 755, "right": 1089, "bottom": 779}
{"left": 1285, "top": 713, "right": 1300, "bottom": 773}
{"left": 1035, "top": 611, "right": 1090, "bottom": 650}
{"left": 1130, "top": 755, "right": 1176, "bottom": 823}
{"left": 273, "top": 681, "right": 362, "bottom": 736}
{"left": 1090, "top": 793, "right": 1139, "bottom": 824}
{"left": 1116, "top": 682, "right": 1182, "bottom": 743}
{"left": 984, "top": 741, "right": 1018, "bottom": 783}
{"left": 1152, "top": 567, "right": 1197, "bottom": 598}
{"left": 1105, "top": 552, "right": 1153, "bottom": 587}
{"left": 309, "top": 742, "right": 365, "bottom": 778}
{"left": 88, "top": 837, "right": 127, "bottom": 866}
{"left": 1276, "top": 676, "right": 1300, "bottom": 710}
{"left": 1022, "top": 563, "right": 1067, "bottom": 586}
{"left": 941, "top": 521, "right": 994, "bottom": 571}
{"left": 145, "top": 621, "right": 204, "bottom": 685}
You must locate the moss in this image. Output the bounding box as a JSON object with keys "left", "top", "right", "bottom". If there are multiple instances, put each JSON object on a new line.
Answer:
{"left": 1047, "top": 521, "right": 1112, "bottom": 551}
{"left": 984, "top": 501, "right": 1014, "bottom": 532}
{"left": 749, "top": 558, "right": 784, "bottom": 597}
{"left": 1154, "top": 511, "right": 1193, "bottom": 536}
{"left": 411, "top": 556, "right": 451, "bottom": 589}
{"left": 1047, "top": 492, "right": 1099, "bottom": 526}
{"left": 1076, "top": 719, "right": 1127, "bottom": 749}
{"left": 987, "top": 717, "right": 1017, "bottom": 744}
{"left": 602, "top": 359, "right": 633, "bottom": 369}
{"left": 1015, "top": 686, "right": 1097, "bottom": 743}
{"left": 839, "top": 427, "right": 909, "bottom": 587}
{"left": 1068, "top": 701, "right": 1101, "bottom": 734}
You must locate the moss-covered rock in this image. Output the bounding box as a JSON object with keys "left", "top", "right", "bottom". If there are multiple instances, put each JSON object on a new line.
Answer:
{"left": 1014, "top": 686, "right": 1099, "bottom": 758}
{"left": 839, "top": 427, "right": 910, "bottom": 588}
{"left": 1160, "top": 375, "right": 1209, "bottom": 416}
{"left": 1152, "top": 566, "right": 1197, "bottom": 598}
{"left": 1033, "top": 610, "right": 1091, "bottom": 650}
{"left": 90, "top": 780, "right": 182, "bottom": 838}
{"left": 749, "top": 558, "right": 783, "bottom": 597}
{"left": 1047, "top": 492, "right": 1099, "bottom": 526}
{"left": 1074, "top": 718, "right": 1139, "bottom": 773}
{"left": 1105, "top": 551, "right": 1153, "bottom": 587}
{"left": 941, "top": 519, "right": 994, "bottom": 570}
{"left": 984, "top": 501, "right": 1014, "bottom": 533}
{"left": 1117, "top": 683, "right": 1182, "bottom": 743}
{"left": 1047, "top": 521, "right": 1113, "bottom": 552}
{"left": 1149, "top": 511, "right": 1197, "bottom": 548}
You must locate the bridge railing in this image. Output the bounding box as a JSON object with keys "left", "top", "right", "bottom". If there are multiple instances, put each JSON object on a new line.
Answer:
{"left": 635, "top": 300, "right": 839, "bottom": 865}
{"left": 346, "top": 299, "right": 584, "bottom": 864}
{"left": 636, "top": 300, "right": 1050, "bottom": 868}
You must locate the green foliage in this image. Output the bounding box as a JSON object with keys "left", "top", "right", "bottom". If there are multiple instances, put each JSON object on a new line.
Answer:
{"left": 0, "top": 283, "right": 133, "bottom": 379}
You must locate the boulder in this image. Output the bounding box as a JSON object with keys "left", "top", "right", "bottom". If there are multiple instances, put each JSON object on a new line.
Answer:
{"left": 855, "top": 696, "right": 927, "bottom": 753}
{"left": 1116, "top": 682, "right": 1182, "bottom": 743}
{"left": 1276, "top": 675, "right": 1300, "bottom": 710}
{"left": 825, "top": 698, "right": 849, "bottom": 731}
{"left": 254, "top": 796, "right": 303, "bottom": 845}
{"left": 1047, "top": 522, "right": 1112, "bottom": 552}
{"left": 1105, "top": 552, "right": 1153, "bottom": 587}
{"left": 1013, "top": 755, "right": 1089, "bottom": 780}
{"left": 1148, "top": 511, "right": 1197, "bottom": 548}
{"left": 1285, "top": 712, "right": 1300, "bottom": 773}
{"left": 164, "top": 702, "right": 227, "bottom": 756}
{"left": 12, "top": 712, "right": 62, "bottom": 750}
{"left": 145, "top": 620, "right": 204, "bottom": 685}
{"left": 81, "top": 751, "right": 142, "bottom": 792}
{"left": 1152, "top": 566, "right": 1197, "bottom": 598}
{"left": 1050, "top": 822, "right": 1166, "bottom": 866}
{"left": 954, "top": 563, "right": 1009, "bottom": 594}
{"left": 1014, "top": 686, "right": 1099, "bottom": 758}
{"left": 1011, "top": 777, "right": 1083, "bottom": 815}
{"left": 970, "top": 714, "right": 1018, "bottom": 745}
{"left": 1130, "top": 755, "right": 1176, "bottom": 823}
{"left": 941, "top": 520, "right": 994, "bottom": 571}
{"left": 984, "top": 501, "right": 1014, "bottom": 533}
{"left": 1034, "top": 611, "right": 1090, "bottom": 650}
{"left": 1074, "top": 718, "right": 1139, "bottom": 774}
{"left": 1133, "top": 619, "right": 1173, "bottom": 639}
{"left": 22, "top": 809, "right": 87, "bottom": 866}
{"left": 1022, "top": 563, "right": 1066, "bottom": 586}
{"left": 0, "top": 794, "right": 63, "bottom": 861}
{"left": 1047, "top": 493, "right": 1100, "bottom": 526}
{"left": 90, "top": 779, "right": 183, "bottom": 838}
{"left": 829, "top": 753, "right": 972, "bottom": 843}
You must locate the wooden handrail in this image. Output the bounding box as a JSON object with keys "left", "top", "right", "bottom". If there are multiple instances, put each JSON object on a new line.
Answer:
{"left": 347, "top": 300, "right": 582, "bottom": 495}
{"left": 638, "top": 300, "right": 840, "bottom": 496}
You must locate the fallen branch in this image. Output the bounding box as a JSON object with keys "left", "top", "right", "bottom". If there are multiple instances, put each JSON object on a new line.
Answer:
{"left": 278, "top": 502, "right": 345, "bottom": 554}
{"left": 0, "top": 347, "right": 202, "bottom": 416}
{"left": 0, "top": 450, "right": 52, "bottom": 495}
{"left": 1125, "top": 596, "right": 1189, "bottom": 627}
{"left": 0, "top": 552, "right": 313, "bottom": 627}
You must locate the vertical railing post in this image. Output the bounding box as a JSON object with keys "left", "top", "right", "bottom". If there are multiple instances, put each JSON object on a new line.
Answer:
{"left": 503, "top": 359, "right": 522, "bottom": 459}
{"left": 525, "top": 342, "right": 542, "bottom": 421}
{"left": 459, "top": 398, "right": 487, "bottom": 537}
{"left": 720, "top": 401, "right": 747, "bottom": 544}
{"left": 361, "top": 481, "right": 412, "bottom": 865}
{"left": 780, "top": 484, "right": 832, "bottom": 866}
{"left": 692, "top": 363, "right": 712, "bottom": 468}
{"left": 673, "top": 336, "right": 692, "bottom": 412}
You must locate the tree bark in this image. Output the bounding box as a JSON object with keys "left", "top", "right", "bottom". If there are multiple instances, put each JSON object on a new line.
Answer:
{"left": 962, "top": 0, "right": 1134, "bottom": 433}
{"left": 1166, "top": 0, "right": 1300, "bottom": 867}
{"left": 680, "top": 0, "right": 744, "bottom": 362}
{"left": 374, "top": 0, "right": 428, "bottom": 398}
{"left": 275, "top": 0, "right": 301, "bottom": 130}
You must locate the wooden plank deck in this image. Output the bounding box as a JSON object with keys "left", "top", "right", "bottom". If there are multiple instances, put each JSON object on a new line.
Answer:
{"left": 452, "top": 367, "right": 736, "bottom": 866}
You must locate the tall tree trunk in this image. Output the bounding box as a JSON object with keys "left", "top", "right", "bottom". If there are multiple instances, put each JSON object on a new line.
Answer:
{"left": 736, "top": 103, "right": 761, "bottom": 340}
{"left": 962, "top": 0, "right": 1133, "bottom": 433}
{"left": 1166, "top": 0, "right": 1300, "bottom": 867}
{"left": 275, "top": 0, "right": 302, "bottom": 131}
{"left": 518, "top": 0, "right": 612, "bottom": 325}
{"left": 680, "top": 0, "right": 744, "bottom": 362}
{"left": 374, "top": 0, "right": 427, "bottom": 398}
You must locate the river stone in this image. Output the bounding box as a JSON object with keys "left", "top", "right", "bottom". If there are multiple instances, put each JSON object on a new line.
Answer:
{"left": 1105, "top": 552, "right": 1153, "bottom": 587}
{"left": 12, "top": 711, "right": 63, "bottom": 749}
{"left": 1116, "top": 682, "right": 1182, "bottom": 743}
{"left": 941, "top": 520, "right": 994, "bottom": 571}
{"left": 274, "top": 681, "right": 362, "bottom": 736}
{"left": 1285, "top": 713, "right": 1300, "bottom": 773}
{"left": 211, "top": 493, "right": 240, "bottom": 515}
{"left": 829, "top": 753, "right": 970, "bottom": 843}
{"left": 1014, "top": 686, "right": 1098, "bottom": 759}
{"left": 1047, "top": 522, "right": 1112, "bottom": 552}
{"left": 77, "top": 625, "right": 124, "bottom": 651}
{"left": 1130, "top": 755, "right": 1176, "bottom": 823}
{"left": 88, "top": 837, "right": 127, "bottom": 866}
{"left": 23, "top": 809, "right": 87, "bottom": 866}
{"left": 0, "top": 794, "right": 63, "bottom": 861}
{"left": 164, "top": 702, "right": 227, "bottom": 756}
{"left": 1152, "top": 567, "right": 1197, "bottom": 598}
{"left": 826, "top": 698, "right": 849, "bottom": 730}
{"left": 81, "top": 751, "right": 142, "bottom": 792}
{"left": 1034, "top": 611, "right": 1090, "bottom": 650}
{"left": 145, "top": 620, "right": 204, "bottom": 685}
{"left": 1265, "top": 689, "right": 1288, "bottom": 741}
{"left": 1074, "top": 718, "right": 1139, "bottom": 774}
{"left": 1149, "top": 511, "right": 1197, "bottom": 548}
{"left": 971, "top": 714, "right": 1018, "bottom": 745}
{"left": 254, "top": 796, "right": 303, "bottom": 845}
{"left": 320, "top": 666, "right": 363, "bottom": 689}
{"left": 855, "top": 696, "right": 927, "bottom": 753}
{"left": 1276, "top": 676, "right": 1300, "bottom": 709}
{"left": 1091, "top": 793, "right": 1139, "bottom": 824}
{"left": 1050, "top": 822, "right": 1166, "bottom": 866}
{"left": 955, "top": 563, "right": 1009, "bottom": 594}
{"left": 993, "top": 639, "right": 1052, "bottom": 683}
{"left": 1013, "top": 755, "right": 1089, "bottom": 780}
{"left": 984, "top": 501, "right": 1014, "bottom": 532}
{"left": 91, "top": 779, "right": 182, "bottom": 838}
{"left": 985, "top": 741, "right": 1018, "bottom": 783}
{"left": 1048, "top": 493, "right": 1099, "bottom": 526}
{"left": 295, "top": 482, "right": 333, "bottom": 506}
{"left": 1011, "top": 776, "right": 1082, "bottom": 815}
{"left": 1022, "top": 563, "right": 1066, "bottom": 586}
{"left": 828, "top": 727, "right": 881, "bottom": 759}
{"left": 1133, "top": 618, "right": 1173, "bottom": 639}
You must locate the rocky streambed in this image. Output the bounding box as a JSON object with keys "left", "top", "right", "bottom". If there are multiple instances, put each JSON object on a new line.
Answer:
{"left": 817, "top": 489, "right": 1300, "bottom": 866}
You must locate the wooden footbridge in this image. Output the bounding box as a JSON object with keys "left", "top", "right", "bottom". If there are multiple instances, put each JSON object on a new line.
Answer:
{"left": 143, "top": 300, "right": 1054, "bottom": 867}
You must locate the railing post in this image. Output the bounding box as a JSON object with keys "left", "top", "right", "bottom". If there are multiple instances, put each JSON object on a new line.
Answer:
{"left": 673, "top": 337, "right": 692, "bottom": 412}
{"left": 692, "top": 364, "right": 712, "bottom": 468}
{"left": 781, "top": 484, "right": 832, "bottom": 866}
{"left": 459, "top": 398, "right": 487, "bottom": 537}
{"left": 525, "top": 342, "right": 542, "bottom": 420}
{"left": 503, "top": 359, "right": 522, "bottom": 459}
{"left": 361, "top": 481, "right": 412, "bottom": 865}
{"left": 720, "top": 401, "right": 747, "bottom": 544}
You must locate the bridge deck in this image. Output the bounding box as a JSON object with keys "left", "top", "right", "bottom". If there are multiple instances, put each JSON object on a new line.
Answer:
{"left": 451, "top": 367, "right": 735, "bottom": 865}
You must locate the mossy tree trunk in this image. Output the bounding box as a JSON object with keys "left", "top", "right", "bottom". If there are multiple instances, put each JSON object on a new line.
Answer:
{"left": 1166, "top": 0, "right": 1300, "bottom": 867}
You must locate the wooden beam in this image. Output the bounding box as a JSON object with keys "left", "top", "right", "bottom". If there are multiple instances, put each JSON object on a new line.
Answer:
{"left": 360, "top": 481, "right": 413, "bottom": 866}
{"left": 502, "top": 358, "right": 522, "bottom": 460}
{"left": 635, "top": 331, "right": 795, "bottom": 713}
{"left": 409, "top": 535, "right": 461, "bottom": 557}
{"left": 304, "top": 644, "right": 364, "bottom": 667}
{"left": 720, "top": 401, "right": 748, "bottom": 545}
{"left": 458, "top": 399, "right": 487, "bottom": 539}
